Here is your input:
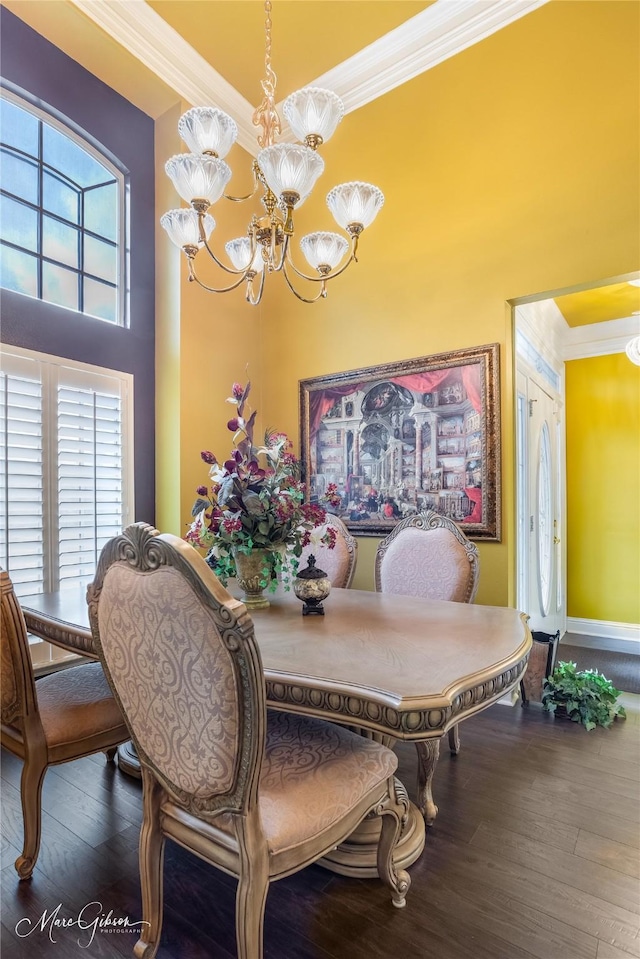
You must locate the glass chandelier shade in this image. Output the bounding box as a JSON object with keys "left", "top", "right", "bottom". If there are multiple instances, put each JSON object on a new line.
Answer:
{"left": 160, "top": 208, "right": 215, "bottom": 250}
{"left": 282, "top": 87, "right": 344, "bottom": 143}
{"left": 165, "top": 154, "right": 232, "bottom": 206}
{"left": 625, "top": 335, "right": 640, "bottom": 366}
{"left": 178, "top": 107, "right": 238, "bottom": 159}
{"left": 327, "top": 181, "right": 385, "bottom": 231}
{"left": 160, "top": 2, "right": 384, "bottom": 304}
{"left": 300, "top": 232, "right": 349, "bottom": 270}
{"left": 225, "top": 237, "right": 264, "bottom": 273}
{"left": 256, "top": 144, "right": 325, "bottom": 203}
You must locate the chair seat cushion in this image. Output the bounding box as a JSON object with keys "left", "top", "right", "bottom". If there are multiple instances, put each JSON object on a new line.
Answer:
{"left": 175, "top": 710, "right": 397, "bottom": 857}
{"left": 36, "top": 662, "right": 127, "bottom": 749}
{"left": 258, "top": 710, "right": 396, "bottom": 854}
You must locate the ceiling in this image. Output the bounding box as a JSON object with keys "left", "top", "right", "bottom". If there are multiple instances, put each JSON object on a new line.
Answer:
{"left": 554, "top": 282, "right": 640, "bottom": 328}
{"left": 4, "top": 0, "right": 637, "bottom": 330}
{"left": 146, "top": 1, "right": 434, "bottom": 108}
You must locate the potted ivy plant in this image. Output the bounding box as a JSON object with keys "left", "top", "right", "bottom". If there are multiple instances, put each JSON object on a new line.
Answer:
{"left": 542, "top": 661, "right": 626, "bottom": 731}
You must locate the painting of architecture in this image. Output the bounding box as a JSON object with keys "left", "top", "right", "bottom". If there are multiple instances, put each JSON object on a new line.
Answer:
{"left": 300, "top": 345, "right": 500, "bottom": 540}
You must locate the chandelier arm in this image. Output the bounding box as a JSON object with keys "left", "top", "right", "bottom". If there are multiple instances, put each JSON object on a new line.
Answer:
{"left": 268, "top": 231, "right": 287, "bottom": 273}
{"left": 282, "top": 261, "right": 328, "bottom": 303}
{"left": 246, "top": 269, "right": 266, "bottom": 306}
{"left": 284, "top": 238, "right": 358, "bottom": 284}
{"left": 223, "top": 185, "right": 260, "bottom": 203}
{"left": 224, "top": 161, "right": 261, "bottom": 203}
{"left": 187, "top": 258, "right": 249, "bottom": 294}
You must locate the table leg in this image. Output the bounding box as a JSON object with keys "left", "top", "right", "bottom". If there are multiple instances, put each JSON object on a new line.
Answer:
{"left": 415, "top": 737, "right": 441, "bottom": 825}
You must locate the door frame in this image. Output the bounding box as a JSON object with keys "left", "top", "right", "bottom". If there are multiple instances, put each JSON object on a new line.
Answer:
{"left": 513, "top": 301, "right": 567, "bottom": 637}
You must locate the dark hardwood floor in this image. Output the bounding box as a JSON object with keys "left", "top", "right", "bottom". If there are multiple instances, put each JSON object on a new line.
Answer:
{"left": 2, "top": 695, "right": 639, "bottom": 959}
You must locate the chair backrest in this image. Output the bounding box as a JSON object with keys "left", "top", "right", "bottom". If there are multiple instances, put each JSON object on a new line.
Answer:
{"left": 87, "top": 523, "right": 266, "bottom": 817}
{"left": 374, "top": 510, "right": 479, "bottom": 603}
{"left": 296, "top": 514, "right": 357, "bottom": 588}
{"left": 1, "top": 570, "right": 40, "bottom": 738}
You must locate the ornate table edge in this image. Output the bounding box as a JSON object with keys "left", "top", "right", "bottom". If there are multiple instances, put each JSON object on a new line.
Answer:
{"left": 267, "top": 628, "right": 532, "bottom": 740}
{"left": 22, "top": 607, "right": 96, "bottom": 659}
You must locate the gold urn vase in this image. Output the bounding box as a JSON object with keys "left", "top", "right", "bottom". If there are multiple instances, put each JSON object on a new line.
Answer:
{"left": 233, "top": 548, "right": 273, "bottom": 609}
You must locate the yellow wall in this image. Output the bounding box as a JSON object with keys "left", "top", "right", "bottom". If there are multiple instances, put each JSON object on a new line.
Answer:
{"left": 162, "top": 1, "right": 639, "bottom": 604}
{"left": 566, "top": 355, "right": 640, "bottom": 624}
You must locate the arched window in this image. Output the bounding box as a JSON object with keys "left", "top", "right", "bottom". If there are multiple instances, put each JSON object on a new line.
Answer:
{"left": 0, "top": 89, "right": 125, "bottom": 325}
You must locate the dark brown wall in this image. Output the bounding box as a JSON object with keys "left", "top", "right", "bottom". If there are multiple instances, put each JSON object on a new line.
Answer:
{"left": 0, "top": 7, "right": 156, "bottom": 524}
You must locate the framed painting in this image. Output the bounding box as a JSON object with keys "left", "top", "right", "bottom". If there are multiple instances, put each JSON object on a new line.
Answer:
{"left": 299, "top": 343, "right": 501, "bottom": 540}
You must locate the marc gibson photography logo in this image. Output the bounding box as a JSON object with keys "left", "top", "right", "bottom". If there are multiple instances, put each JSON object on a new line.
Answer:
{"left": 15, "top": 901, "right": 149, "bottom": 949}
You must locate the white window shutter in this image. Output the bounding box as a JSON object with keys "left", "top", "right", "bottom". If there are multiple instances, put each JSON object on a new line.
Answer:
{"left": 0, "top": 359, "right": 45, "bottom": 596}
{"left": 57, "top": 376, "right": 124, "bottom": 585}
{"left": 0, "top": 346, "right": 133, "bottom": 598}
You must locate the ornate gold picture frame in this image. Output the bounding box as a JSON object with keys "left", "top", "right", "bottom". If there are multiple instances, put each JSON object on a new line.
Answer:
{"left": 299, "top": 344, "right": 501, "bottom": 541}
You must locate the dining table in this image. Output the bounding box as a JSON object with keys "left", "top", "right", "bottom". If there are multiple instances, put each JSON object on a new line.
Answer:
{"left": 20, "top": 582, "right": 531, "bottom": 877}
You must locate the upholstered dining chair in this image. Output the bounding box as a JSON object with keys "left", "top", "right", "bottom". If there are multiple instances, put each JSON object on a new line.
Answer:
{"left": 87, "top": 523, "right": 410, "bottom": 959}
{"left": 296, "top": 513, "right": 358, "bottom": 587}
{"left": 0, "top": 570, "right": 129, "bottom": 880}
{"left": 374, "top": 511, "right": 480, "bottom": 763}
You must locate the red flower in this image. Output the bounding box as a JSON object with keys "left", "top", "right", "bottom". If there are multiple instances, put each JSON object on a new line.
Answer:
{"left": 201, "top": 450, "right": 216, "bottom": 464}
{"left": 222, "top": 516, "right": 243, "bottom": 533}
{"left": 196, "top": 485, "right": 208, "bottom": 496}
{"left": 232, "top": 382, "right": 244, "bottom": 399}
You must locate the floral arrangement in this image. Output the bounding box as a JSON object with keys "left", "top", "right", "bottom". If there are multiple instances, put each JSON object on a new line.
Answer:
{"left": 186, "top": 381, "right": 340, "bottom": 587}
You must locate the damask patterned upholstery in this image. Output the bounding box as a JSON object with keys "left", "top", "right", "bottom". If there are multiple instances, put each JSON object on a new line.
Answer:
{"left": 36, "top": 663, "right": 128, "bottom": 748}
{"left": 296, "top": 515, "right": 357, "bottom": 588}
{"left": 88, "top": 524, "right": 410, "bottom": 959}
{"left": 0, "top": 569, "right": 128, "bottom": 880}
{"left": 98, "top": 563, "right": 239, "bottom": 799}
{"left": 377, "top": 527, "right": 472, "bottom": 602}
{"left": 258, "top": 710, "right": 397, "bottom": 852}
{"left": 191, "top": 710, "right": 397, "bottom": 856}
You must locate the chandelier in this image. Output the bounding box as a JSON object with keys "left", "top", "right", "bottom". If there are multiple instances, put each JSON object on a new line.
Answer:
{"left": 160, "top": 0, "right": 384, "bottom": 305}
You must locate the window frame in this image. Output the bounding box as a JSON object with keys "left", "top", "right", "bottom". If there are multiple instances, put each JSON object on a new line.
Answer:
{"left": 0, "top": 86, "right": 128, "bottom": 327}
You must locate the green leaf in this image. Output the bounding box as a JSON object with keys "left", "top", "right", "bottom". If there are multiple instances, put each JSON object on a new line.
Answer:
{"left": 543, "top": 660, "right": 627, "bottom": 731}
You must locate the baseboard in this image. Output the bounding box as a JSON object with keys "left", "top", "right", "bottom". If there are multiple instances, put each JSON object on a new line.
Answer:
{"left": 564, "top": 618, "right": 640, "bottom": 654}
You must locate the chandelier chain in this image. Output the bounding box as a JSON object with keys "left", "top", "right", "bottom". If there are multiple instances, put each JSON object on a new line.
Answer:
{"left": 263, "top": 0, "right": 276, "bottom": 98}
{"left": 253, "top": 0, "right": 281, "bottom": 149}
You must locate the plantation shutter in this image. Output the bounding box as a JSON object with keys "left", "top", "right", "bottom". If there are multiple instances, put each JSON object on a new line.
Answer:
{"left": 0, "top": 346, "right": 133, "bottom": 599}
{"left": 0, "top": 353, "right": 46, "bottom": 596}
{"left": 57, "top": 368, "right": 126, "bottom": 586}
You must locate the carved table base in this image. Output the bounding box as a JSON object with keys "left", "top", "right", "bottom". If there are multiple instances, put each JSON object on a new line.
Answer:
{"left": 319, "top": 778, "right": 426, "bottom": 878}
{"left": 117, "top": 741, "right": 141, "bottom": 779}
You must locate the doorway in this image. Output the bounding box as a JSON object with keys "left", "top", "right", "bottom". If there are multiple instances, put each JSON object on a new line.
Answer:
{"left": 514, "top": 300, "right": 567, "bottom": 637}
{"left": 516, "top": 361, "right": 565, "bottom": 635}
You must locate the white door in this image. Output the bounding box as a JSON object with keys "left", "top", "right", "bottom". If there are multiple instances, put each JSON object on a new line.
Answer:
{"left": 517, "top": 371, "right": 565, "bottom": 636}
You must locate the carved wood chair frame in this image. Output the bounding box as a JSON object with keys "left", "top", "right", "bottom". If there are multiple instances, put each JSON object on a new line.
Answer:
{"left": 0, "top": 570, "right": 128, "bottom": 879}
{"left": 88, "top": 523, "right": 410, "bottom": 959}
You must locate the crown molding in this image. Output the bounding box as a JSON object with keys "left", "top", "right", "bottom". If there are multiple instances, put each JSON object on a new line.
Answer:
{"left": 562, "top": 315, "right": 640, "bottom": 360}
{"left": 281, "top": 0, "right": 549, "bottom": 126}
{"left": 68, "top": 0, "right": 258, "bottom": 152}
{"left": 70, "top": 0, "right": 549, "bottom": 155}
